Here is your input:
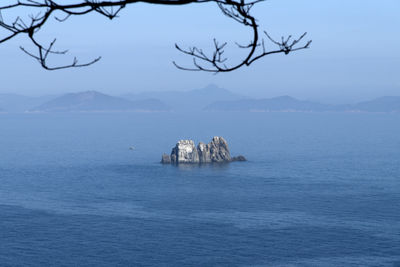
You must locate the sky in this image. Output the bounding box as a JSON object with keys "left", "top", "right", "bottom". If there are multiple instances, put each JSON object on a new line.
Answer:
{"left": 0, "top": 0, "right": 399, "bottom": 103}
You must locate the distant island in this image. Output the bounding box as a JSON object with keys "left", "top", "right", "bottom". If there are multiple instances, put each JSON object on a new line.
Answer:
{"left": 204, "top": 95, "right": 400, "bottom": 113}
{"left": 205, "top": 96, "right": 330, "bottom": 112}
{"left": 28, "top": 91, "right": 171, "bottom": 113}
{"left": 161, "top": 136, "right": 246, "bottom": 164}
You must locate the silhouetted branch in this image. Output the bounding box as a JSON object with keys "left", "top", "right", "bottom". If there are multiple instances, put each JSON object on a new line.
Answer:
{"left": 0, "top": 0, "right": 311, "bottom": 72}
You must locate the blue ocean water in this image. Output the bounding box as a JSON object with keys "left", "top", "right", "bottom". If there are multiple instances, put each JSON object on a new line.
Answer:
{"left": 0, "top": 112, "right": 399, "bottom": 266}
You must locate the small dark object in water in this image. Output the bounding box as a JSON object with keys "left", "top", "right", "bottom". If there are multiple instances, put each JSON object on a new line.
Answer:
{"left": 231, "top": 155, "right": 247, "bottom": 162}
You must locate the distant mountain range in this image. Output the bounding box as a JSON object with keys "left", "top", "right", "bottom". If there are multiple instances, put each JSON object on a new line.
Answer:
{"left": 0, "top": 85, "right": 242, "bottom": 113}
{"left": 0, "top": 86, "right": 399, "bottom": 113}
{"left": 347, "top": 96, "right": 400, "bottom": 112}
{"left": 29, "top": 91, "right": 171, "bottom": 112}
{"left": 205, "top": 96, "right": 400, "bottom": 113}
{"left": 205, "top": 96, "right": 332, "bottom": 112}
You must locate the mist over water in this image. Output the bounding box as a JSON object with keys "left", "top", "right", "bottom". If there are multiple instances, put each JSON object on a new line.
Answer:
{"left": 0, "top": 112, "right": 399, "bottom": 266}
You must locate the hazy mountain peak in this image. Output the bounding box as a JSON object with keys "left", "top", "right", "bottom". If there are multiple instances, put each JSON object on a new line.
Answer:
{"left": 122, "top": 85, "right": 245, "bottom": 111}
{"left": 188, "top": 84, "right": 234, "bottom": 95}
{"left": 68, "top": 90, "right": 106, "bottom": 98}
{"left": 30, "top": 91, "right": 170, "bottom": 112}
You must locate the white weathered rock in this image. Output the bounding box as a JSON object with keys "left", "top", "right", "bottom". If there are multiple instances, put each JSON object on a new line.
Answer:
{"left": 209, "top": 136, "right": 231, "bottom": 163}
{"left": 171, "top": 140, "right": 200, "bottom": 164}
{"left": 162, "top": 136, "right": 244, "bottom": 164}
{"left": 197, "top": 142, "right": 212, "bottom": 163}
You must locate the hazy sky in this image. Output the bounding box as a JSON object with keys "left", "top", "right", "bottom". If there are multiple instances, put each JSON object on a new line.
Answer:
{"left": 0, "top": 0, "right": 399, "bottom": 103}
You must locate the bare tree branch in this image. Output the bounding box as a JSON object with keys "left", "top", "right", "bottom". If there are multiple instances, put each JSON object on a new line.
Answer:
{"left": 0, "top": 0, "right": 311, "bottom": 72}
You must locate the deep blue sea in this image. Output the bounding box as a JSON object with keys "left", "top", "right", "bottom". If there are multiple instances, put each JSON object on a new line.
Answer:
{"left": 0, "top": 112, "right": 399, "bottom": 266}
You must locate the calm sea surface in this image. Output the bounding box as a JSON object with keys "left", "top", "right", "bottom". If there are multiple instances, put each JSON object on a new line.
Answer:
{"left": 0, "top": 112, "right": 399, "bottom": 266}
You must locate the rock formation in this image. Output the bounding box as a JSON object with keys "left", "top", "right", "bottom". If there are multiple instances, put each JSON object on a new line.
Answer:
{"left": 171, "top": 140, "right": 200, "bottom": 164}
{"left": 231, "top": 155, "right": 247, "bottom": 162}
{"left": 161, "top": 136, "right": 246, "bottom": 164}
{"left": 161, "top": 153, "right": 171, "bottom": 164}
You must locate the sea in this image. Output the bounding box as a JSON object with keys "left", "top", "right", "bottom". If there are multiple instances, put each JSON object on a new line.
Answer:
{"left": 0, "top": 112, "right": 399, "bottom": 266}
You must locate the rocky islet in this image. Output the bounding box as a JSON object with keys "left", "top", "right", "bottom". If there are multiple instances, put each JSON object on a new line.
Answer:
{"left": 161, "top": 136, "right": 246, "bottom": 164}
